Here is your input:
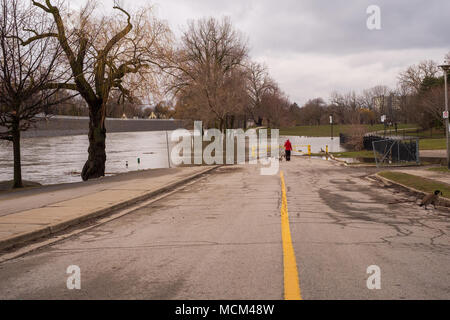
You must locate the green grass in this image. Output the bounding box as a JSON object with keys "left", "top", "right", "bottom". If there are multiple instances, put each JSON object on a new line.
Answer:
{"left": 279, "top": 124, "right": 416, "bottom": 137}
{"left": 420, "top": 138, "right": 446, "bottom": 150}
{"left": 428, "top": 167, "right": 450, "bottom": 173}
{"left": 404, "top": 128, "right": 445, "bottom": 139}
{"left": 378, "top": 171, "right": 450, "bottom": 199}
{"left": 330, "top": 151, "right": 375, "bottom": 158}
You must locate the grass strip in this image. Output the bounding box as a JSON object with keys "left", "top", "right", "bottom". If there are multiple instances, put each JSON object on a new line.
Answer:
{"left": 378, "top": 171, "right": 450, "bottom": 199}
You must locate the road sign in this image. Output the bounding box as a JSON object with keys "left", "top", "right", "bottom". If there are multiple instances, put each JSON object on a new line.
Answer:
{"left": 444, "top": 111, "right": 449, "bottom": 119}
{"left": 329, "top": 116, "right": 333, "bottom": 124}
{"left": 381, "top": 115, "right": 386, "bottom": 123}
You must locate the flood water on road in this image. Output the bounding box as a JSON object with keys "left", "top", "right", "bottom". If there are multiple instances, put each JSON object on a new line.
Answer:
{"left": 280, "top": 136, "right": 345, "bottom": 155}
{"left": 0, "top": 131, "right": 171, "bottom": 185}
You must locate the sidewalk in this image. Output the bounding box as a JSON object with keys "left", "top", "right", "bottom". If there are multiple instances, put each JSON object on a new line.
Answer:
{"left": 0, "top": 166, "right": 218, "bottom": 251}
{"left": 420, "top": 150, "right": 446, "bottom": 158}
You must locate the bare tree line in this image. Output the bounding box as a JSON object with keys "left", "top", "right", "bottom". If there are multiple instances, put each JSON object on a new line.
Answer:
{"left": 295, "top": 57, "right": 449, "bottom": 129}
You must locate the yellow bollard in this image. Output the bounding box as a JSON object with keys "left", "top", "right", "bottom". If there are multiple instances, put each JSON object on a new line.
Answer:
{"left": 326, "top": 145, "right": 329, "bottom": 154}
{"left": 308, "top": 145, "right": 311, "bottom": 156}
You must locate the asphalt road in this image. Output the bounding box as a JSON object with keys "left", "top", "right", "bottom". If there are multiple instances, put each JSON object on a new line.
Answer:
{"left": 0, "top": 158, "right": 449, "bottom": 299}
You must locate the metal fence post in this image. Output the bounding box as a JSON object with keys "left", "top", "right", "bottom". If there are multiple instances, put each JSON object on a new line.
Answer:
{"left": 373, "top": 141, "right": 379, "bottom": 168}
{"left": 416, "top": 139, "right": 420, "bottom": 165}
{"left": 166, "top": 131, "right": 171, "bottom": 169}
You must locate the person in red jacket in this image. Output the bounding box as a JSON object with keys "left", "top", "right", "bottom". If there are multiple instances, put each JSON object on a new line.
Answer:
{"left": 284, "top": 139, "right": 293, "bottom": 161}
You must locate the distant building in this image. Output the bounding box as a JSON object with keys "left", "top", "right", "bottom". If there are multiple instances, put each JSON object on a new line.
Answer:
{"left": 373, "top": 94, "right": 401, "bottom": 113}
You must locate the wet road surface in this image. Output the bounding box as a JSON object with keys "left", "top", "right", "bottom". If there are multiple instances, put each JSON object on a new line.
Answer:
{"left": 0, "top": 158, "right": 448, "bottom": 299}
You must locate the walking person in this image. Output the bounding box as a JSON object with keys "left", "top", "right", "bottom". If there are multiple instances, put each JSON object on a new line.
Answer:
{"left": 284, "top": 139, "right": 293, "bottom": 161}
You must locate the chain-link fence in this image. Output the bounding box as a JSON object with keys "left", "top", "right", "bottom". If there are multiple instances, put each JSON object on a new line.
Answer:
{"left": 372, "top": 138, "right": 420, "bottom": 167}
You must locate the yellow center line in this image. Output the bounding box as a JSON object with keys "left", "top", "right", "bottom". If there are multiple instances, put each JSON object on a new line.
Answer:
{"left": 280, "top": 171, "right": 302, "bottom": 300}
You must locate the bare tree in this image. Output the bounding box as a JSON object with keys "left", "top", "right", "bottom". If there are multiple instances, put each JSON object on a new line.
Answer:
{"left": 167, "top": 17, "right": 248, "bottom": 131}
{"left": 297, "top": 98, "right": 326, "bottom": 126}
{"left": 174, "top": 85, "right": 216, "bottom": 126}
{"left": 394, "top": 84, "right": 417, "bottom": 124}
{"left": 445, "top": 52, "right": 450, "bottom": 64}
{"left": 0, "top": 0, "right": 70, "bottom": 188}
{"left": 330, "top": 91, "right": 362, "bottom": 124}
{"left": 260, "top": 87, "right": 293, "bottom": 128}
{"left": 245, "top": 62, "right": 275, "bottom": 126}
{"left": 420, "top": 86, "right": 446, "bottom": 128}
{"left": 398, "top": 60, "right": 439, "bottom": 94}
{"left": 22, "top": 1, "right": 171, "bottom": 181}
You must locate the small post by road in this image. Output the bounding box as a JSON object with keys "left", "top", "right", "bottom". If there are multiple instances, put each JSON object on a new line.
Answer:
{"left": 330, "top": 115, "right": 334, "bottom": 140}
{"left": 439, "top": 63, "right": 450, "bottom": 169}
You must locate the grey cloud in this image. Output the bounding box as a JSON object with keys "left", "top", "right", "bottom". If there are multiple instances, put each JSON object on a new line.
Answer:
{"left": 144, "top": 0, "right": 449, "bottom": 103}
{"left": 238, "top": 0, "right": 450, "bottom": 55}
{"left": 153, "top": 0, "right": 449, "bottom": 55}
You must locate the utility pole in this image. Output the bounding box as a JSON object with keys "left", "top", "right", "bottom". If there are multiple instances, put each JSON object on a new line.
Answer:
{"left": 439, "top": 63, "right": 450, "bottom": 169}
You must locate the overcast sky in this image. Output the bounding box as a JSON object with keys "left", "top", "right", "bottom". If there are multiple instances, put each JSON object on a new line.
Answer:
{"left": 72, "top": 0, "right": 450, "bottom": 105}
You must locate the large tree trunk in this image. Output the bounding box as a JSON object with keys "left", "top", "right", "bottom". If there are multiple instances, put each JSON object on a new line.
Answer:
{"left": 82, "top": 104, "right": 106, "bottom": 181}
{"left": 12, "top": 121, "right": 23, "bottom": 189}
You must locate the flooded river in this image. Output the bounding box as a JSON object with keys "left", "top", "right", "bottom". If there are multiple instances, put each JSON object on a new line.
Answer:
{"left": 0, "top": 131, "right": 171, "bottom": 185}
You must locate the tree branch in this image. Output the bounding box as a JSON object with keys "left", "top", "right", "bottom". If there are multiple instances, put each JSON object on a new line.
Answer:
{"left": 45, "top": 83, "right": 78, "bottom": 90}
{"left": 32, "top": 0, "right": 51, "bottom": 13}
{"left": 103, "top": 6, "right": 133, "bottom": 55}
{"left": 14, "top": 32, "right": 58, "bottom": 46}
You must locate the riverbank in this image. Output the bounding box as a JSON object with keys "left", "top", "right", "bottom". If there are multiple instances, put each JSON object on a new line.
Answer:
{"left": 0, "top": 181, "right": 42, "bottom": 193}
{"left": 0, "top": 116, "right": 186, "bottom": 138}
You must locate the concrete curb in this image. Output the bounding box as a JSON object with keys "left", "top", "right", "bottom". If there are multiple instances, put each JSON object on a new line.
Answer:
{"left": 0, "top": 166, "right": 220, "bottom": 252}
{"left": 372, "top": 173, "right": 450, "bottom": 208}
{"left": 328, "top": 154, "right": 349, "bottom": 166}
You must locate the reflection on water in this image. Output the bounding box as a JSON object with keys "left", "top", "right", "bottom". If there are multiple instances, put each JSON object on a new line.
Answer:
{"left": 0, "top": 131, "right": 171, "bottom": 185}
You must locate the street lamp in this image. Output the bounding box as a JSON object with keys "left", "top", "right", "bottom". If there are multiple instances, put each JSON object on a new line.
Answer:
{"left": 439, "top": 63, "right": 450, "bottom": 169}
{"left": 330, "top": 115, "right": 334, "bottom": 140}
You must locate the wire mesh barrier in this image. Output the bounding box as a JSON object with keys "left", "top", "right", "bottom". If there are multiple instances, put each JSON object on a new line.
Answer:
{"left": 364, "top": 135, "right": 387, "bottom": 151}
{"left": 372, "top": 138, "right": 420, "bottom": 167}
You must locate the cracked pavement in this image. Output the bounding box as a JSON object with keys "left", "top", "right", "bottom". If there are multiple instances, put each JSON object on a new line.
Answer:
{"left": 0, "top": 158, "right": 449, "bottom": 299}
